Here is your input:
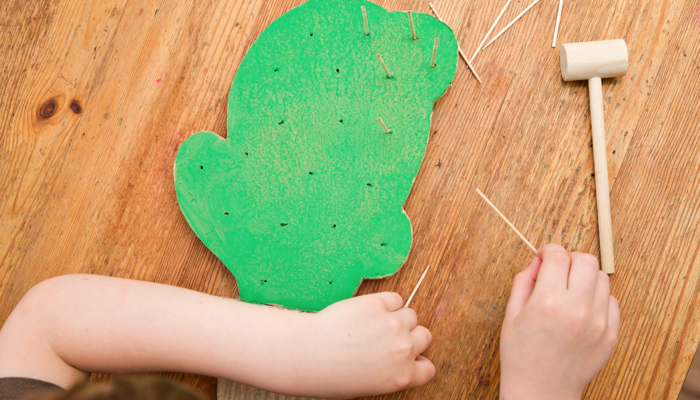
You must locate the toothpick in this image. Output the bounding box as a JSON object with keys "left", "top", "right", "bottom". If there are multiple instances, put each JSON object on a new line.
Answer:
{"left": 482, "top": 0, "right": 542, "bottom": 50}
{"left": 362, "top": 6, "right": 370, "bottom": 36}
{"left": 475, "top": 188, "right": 538, "bottom": 255}
{"left": 428, "top": 3, "right": 482, "bottom": 84}
{"left": 552, "top": 0, "right": 563, "bottom": 47}
{"left": 405, "top": 265, "right": 430, "bottom": 308}
{"left": 377, "top": 117, "right": 392, "bottom": 133}
{"left": 427, "top": 3, "right": 444, "bottom": 23}
{"left": 377, "top": 54, "right": 392, "bottom": 78}
{"left": 408, "top": 11, "right": 418, "bottom": 40}
{"left": 470, "top": 0, "right": 513, "bottom": 63}
{"left": 431, "top": 38, "right": 439, "bottom": 68}
{"left": 458, "top": 49, "right": 482, "bottom": 83}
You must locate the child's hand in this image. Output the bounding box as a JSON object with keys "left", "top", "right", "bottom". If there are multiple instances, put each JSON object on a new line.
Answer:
{"left": 499, "top": 244, "right": 620, "bottom": 400}
{"left": 0, "top": 275, "right": 432, "bottom": 399}
{"left": 303, "top": 292, "right": 435, "bottom": 398}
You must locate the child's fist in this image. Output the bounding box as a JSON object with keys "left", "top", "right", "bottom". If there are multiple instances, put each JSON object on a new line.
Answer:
{"left": 303, "top": 293, "right": 435, "bottom": 398}
{"left": 500, "top": 244, "right": 620, "bottom": 400}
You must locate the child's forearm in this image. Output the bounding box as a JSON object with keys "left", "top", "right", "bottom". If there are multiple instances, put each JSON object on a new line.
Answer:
{"left": 0, "top": 275, "right": 313, "bottom": 394}
{"left": 0, "top": 274, "right": 434, "bottom": 399}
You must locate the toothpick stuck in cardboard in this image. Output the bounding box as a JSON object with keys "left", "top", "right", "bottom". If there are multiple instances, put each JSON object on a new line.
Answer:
{"left": 429, "top": 3, "right": 482, "bottom": 83}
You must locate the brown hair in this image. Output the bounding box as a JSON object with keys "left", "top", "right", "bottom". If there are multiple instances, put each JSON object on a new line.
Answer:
{"left": 51, "top": 377, "right": 204, "bottom": 400}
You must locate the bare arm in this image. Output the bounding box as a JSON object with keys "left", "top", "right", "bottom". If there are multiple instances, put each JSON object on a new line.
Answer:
{"left": 0, "top": 274, "right": 434, "bottom": 399}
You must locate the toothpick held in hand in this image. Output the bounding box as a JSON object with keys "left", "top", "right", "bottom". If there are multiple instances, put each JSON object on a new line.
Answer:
{"left": 428, "top": 3, "right": 482, "bottom": 84}
{"left": 483, "top": 0, "right": 542, "bottom": 50}
{"left": 475, "top": 188, "right": 538, "bottom": 255}
{"left": 552, "top": 0, "right": 563, "bottom": 47}
{"left": 405, "top": 265, "right": 430, "bottom": 308}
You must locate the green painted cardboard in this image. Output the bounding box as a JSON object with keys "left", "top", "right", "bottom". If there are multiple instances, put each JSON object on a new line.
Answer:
{"left": 174, "top": 0, "right": 458, "bottom": 311}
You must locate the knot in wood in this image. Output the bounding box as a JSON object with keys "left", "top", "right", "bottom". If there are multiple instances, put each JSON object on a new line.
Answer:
{"left": 37, "top": 99, "right": 57, "bottom": 120}
{"left": 69, "top": 100, "right": 82, "bottom": 114}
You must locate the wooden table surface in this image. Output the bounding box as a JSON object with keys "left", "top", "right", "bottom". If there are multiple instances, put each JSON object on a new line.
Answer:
{"left": 1, "top": 0, "right": 699, "bottom": 399}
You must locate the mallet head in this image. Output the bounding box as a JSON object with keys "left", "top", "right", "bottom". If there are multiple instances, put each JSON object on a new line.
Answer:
{"left": 560, "top": 39, "right": 629, "bottom": 81}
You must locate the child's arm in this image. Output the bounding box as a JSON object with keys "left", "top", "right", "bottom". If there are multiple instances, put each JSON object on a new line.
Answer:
{"left": 0, "top": 274, "right": 434, "bottom": 399}
{"left": 499, "top": 244, "right": 621, "bottom": 400}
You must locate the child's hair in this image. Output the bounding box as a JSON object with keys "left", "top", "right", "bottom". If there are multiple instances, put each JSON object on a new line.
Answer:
{"left": 50, "top": 377, "right": 203, "bottom": 400}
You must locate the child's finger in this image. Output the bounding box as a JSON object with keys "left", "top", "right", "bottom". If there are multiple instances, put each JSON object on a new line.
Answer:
{"left": 608, "top": 295, "right": 621, "bottom": 340}
{"left": 395, "top": 307, "right": 418, "bottom": 330}
{"left": 594, "top": 270, "right": 611, "bottom": 318}
{"left": 568, "top": 253, "right": 600, "bottom": 300}
{"left": 534, "top": 244, "right": 571, "bottom": 292}
{"left": 373, "top": 292, "right": 404, "bottom": 311}
{"left": 410, "top": 325, "right": 432, "bottom": 356}
{"left": 408, "top": 356, "right": 436, "bottom": 388}
{"left": 504, "top": 257, "right": 541, "bottom": 318}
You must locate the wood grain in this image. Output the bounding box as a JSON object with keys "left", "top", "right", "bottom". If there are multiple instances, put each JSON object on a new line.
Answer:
{"left": 681, "top": 355, "right": 700, "bottom": 400}
{"left": 218, "top": 379, "right": 324, "bottom": 400}
{"left": 1, "top": 1, "right": 699, "bottom": 399}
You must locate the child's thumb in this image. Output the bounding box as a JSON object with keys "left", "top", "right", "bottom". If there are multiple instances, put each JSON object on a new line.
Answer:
{"left": 504, "top": 257, "right": 542, "bottom": 318}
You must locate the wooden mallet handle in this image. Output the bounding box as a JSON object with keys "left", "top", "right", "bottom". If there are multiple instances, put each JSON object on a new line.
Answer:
{"left": 588, "top": 76, "right": 615, "bottom": 274}
{"left": 561, "top": 39, "right": 629, "bottom": 274}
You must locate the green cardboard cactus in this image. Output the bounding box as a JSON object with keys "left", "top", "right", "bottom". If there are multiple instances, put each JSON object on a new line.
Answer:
{"left": 174, "top": 0, "right": 457, "bottom": 311}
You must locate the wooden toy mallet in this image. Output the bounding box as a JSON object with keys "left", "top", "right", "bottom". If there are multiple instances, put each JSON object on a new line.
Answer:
{"left": 560, "top": 39, "right": 628, "bottom": 274}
